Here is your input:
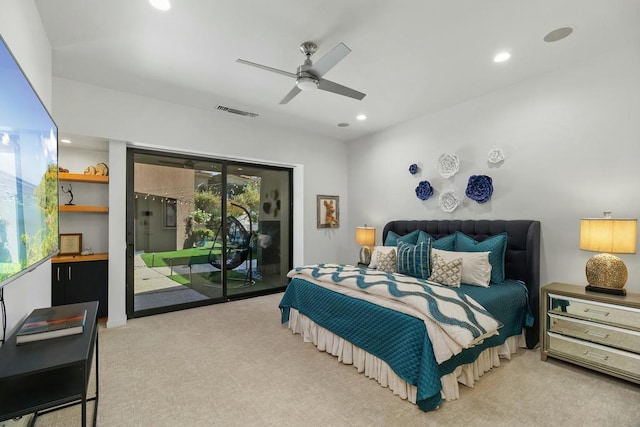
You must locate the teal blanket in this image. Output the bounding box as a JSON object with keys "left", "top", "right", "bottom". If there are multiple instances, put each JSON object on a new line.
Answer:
{"left": 279, "top": 271, "right": 530, "bottom": 412}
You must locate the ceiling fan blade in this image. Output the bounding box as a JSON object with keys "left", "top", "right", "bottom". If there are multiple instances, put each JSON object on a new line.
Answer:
{"left": 309, "top": 42, "right": 351, "bottom": 78}
{"left": 317, "top": 78, "right": 366, "bottom": 101}
{"left": 279, "top": 86, "right": 302, "bottom": 104}
{"left": 236, "top": 59, "right": 297, "bottom": 79}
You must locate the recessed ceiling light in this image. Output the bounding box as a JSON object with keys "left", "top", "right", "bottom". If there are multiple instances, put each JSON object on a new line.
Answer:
{"left": 60, "top": 139, "right": 72, "bottom": 144}
{"left": 337, "top": 123, "right": 350, "bottom": 127}
{"left": 356, "top": 114, "right": 367, "bottom": 121}
{"left": 149, "top": 0, "right": 171, "bottom": 11}
{"left": 544, "top": 27, "right": 573, "bottom": 43}
{"left": 493, "top": 51, "right": 511, "bottom": 63}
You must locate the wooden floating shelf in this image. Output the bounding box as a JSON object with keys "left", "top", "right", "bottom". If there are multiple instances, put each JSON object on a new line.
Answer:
{"left": 60, "top": 205, "right": 109, "bottom": 213}
{"left": 58, "top": 172, "right": 109, "bottom": 184}
{"left": 52, "top": 253, "right": 109, "bottom": 263}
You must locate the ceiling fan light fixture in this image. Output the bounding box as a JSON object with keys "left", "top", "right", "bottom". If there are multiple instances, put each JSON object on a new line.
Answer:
{"left": 296, "top": 76, "right": 318, "bottom": 91}
{"left": 237, "top": 41, "right": 365, "bottom": 103}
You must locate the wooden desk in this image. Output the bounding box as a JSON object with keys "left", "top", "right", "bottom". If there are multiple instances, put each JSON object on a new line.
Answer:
{"left": 0, "top": 301, "right": 99, "bottom": 426}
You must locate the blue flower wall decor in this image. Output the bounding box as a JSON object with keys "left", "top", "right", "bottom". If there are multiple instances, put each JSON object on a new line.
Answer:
{"left": 465, "top": 175, "right": 493, "bottom": 203}
{"left": 415, "top": 180, "right": 434, "bottom": 201}
{"left": 409, "top": 163, "right": 419, "bottom": 175}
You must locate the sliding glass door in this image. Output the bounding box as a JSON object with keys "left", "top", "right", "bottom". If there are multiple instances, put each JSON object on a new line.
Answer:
{"left": 126, "top": 149, "right": 292, "bottom": 317}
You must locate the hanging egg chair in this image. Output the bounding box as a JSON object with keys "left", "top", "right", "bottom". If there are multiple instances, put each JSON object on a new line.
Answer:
{"left": 207, "top": 202, "right": 254, "bottom": 286}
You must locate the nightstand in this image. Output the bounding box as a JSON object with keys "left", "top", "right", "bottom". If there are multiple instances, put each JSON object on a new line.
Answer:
{"left": 541, "top": 282, "right": 640, "bottom": 384}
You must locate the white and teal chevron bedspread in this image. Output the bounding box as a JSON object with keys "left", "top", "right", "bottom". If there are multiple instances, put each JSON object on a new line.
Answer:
{"left": 287, "top": 263, "right": 502, "bottom": 364}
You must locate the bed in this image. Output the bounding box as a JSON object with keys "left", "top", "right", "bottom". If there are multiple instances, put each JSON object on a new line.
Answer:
{"left": 279, "top": 219, "right": 541, "bottom": 411}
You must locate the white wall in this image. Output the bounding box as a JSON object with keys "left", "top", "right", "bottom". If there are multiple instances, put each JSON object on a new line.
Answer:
{"left": 52, "top": 78, "right": 350, "bottom": 326}
{"left": 0, "top": 0, "right": 54, "bottom": 335}
{"left": 348, "top": 44, "right": 640, "bottom": 294}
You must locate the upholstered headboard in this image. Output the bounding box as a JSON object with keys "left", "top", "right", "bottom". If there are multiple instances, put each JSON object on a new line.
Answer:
{"left": 383, "top": 219, "right": 541, "bottom": 349}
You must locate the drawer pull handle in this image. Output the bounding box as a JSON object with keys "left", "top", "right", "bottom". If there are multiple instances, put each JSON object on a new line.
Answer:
{"left": 584, "top": 350, "right": 609, "bottom": 361}
{"left": 583, "top": 308, "right": 610, "bottom": 317}
{"left": 584, "top": 329, "right": 609, "bottom": 339}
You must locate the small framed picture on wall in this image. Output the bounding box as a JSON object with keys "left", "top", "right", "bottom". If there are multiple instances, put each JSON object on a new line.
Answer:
{"left": 317, "top": 195, "right": 339, "bottom": 228}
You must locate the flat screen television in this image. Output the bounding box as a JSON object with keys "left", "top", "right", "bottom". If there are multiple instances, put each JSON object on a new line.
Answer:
{"left": 0, "top": 33, "right": 58, "bottom": 288}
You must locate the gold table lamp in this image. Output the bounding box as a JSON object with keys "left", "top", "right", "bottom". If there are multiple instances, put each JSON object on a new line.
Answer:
{"left": 355, "top": 225, "right": 376, "bottom": 265}
{"left": 580, "top": 214, "right": 637, "bottom": 295}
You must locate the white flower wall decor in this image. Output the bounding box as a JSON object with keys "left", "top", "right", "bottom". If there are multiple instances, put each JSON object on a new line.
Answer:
{"left": 487, "top": 148, "right": 505, "bottom": 164}
{"left": 438, "top": 191, "right": 460, "bottom": 212}
{"left": 436, "top": 153, "right": 460, "bottom": 178}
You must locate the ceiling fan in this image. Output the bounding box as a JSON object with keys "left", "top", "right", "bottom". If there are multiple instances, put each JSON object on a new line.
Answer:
{"left": 237, "top": 41, "right": 366, "bottom": 104}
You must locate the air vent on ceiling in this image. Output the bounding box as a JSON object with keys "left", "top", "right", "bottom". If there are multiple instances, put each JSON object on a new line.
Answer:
{"left": 216, "top": 105, "right": 259, "bottom": 118}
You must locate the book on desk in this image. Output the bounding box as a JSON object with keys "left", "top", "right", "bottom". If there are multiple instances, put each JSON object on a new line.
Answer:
{"left": 16, "top": 305, "right": 87, "bottom": 344}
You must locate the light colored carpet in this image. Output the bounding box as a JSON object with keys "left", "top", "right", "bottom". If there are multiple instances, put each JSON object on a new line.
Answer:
{"left": 34, "top": 293, "right": 640, "bottom": 427}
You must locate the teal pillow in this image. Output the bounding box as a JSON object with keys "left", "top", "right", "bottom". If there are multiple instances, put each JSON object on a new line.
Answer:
{"left": 384, "top": 231, "right": 400, "bottom": 246}
{"left": 416, "top": 231, "right": 430, "bottom": 246}
{"left": 417, "top": 231, "right": 455, "bottom": 251}
{"left": 384, "top": 229, "right": 420, "bottom": 246}
{"left": 398, "top": 230, "right": 421, "bottom": 245}
{"left": 396, "top": 241, "right": 431, "bottom": 279}
{"left": 454, "top": 231, "right": 507, "bottom": 283}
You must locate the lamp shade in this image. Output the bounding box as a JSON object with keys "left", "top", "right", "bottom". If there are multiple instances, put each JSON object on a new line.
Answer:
{"left": 580, "top": 218, "right": 637, "bottom": 254}
{"left": 355, "top": 226, "right": 376, "bottom": 247}
{"left": 580, "top": 217, "right": 637, "bottom": 294}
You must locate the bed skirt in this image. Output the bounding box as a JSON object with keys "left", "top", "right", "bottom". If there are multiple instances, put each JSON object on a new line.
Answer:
{"left": 285, "top": 308, "right": 522, "bottom": 405}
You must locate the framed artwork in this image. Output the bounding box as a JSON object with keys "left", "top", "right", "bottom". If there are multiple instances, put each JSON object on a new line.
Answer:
{"left": 317, "top": 195, "right": 340, "bottom": 228}
{"left": 163, "top": 199, "right": 177, "bottom": 228}
{"left": 59, "top": 233, "right": 82, "bottom": 255}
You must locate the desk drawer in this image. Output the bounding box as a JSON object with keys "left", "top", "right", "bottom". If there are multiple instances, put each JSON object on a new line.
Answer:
{"left": 548, "top": 294, "right": 640, "bottom": 331}
{"left": 549, "top": 313, "right": 640, "bottom": 353}
{"left": 548, "top": 332, "right": 640, "bottom": 378}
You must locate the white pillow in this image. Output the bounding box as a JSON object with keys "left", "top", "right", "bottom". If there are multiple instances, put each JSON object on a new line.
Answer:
{"left": 432, "top": 248, "right": 492, "bottom": 287}
{"left": 368, "top": 246, "right": 396, "bottom": 269}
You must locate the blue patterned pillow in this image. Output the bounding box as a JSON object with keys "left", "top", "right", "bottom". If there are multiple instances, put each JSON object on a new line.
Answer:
{"left": 384, "top": 229, "right": 421, "bottom": 246}
{"left": 417, "top": 231, "right": 456, "bottom": 251}
{"left": 396, "top": 241, "right": 431, "bottom": 279}
{"left": 454, "top": 231, "right": 507, "bottom": 283}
